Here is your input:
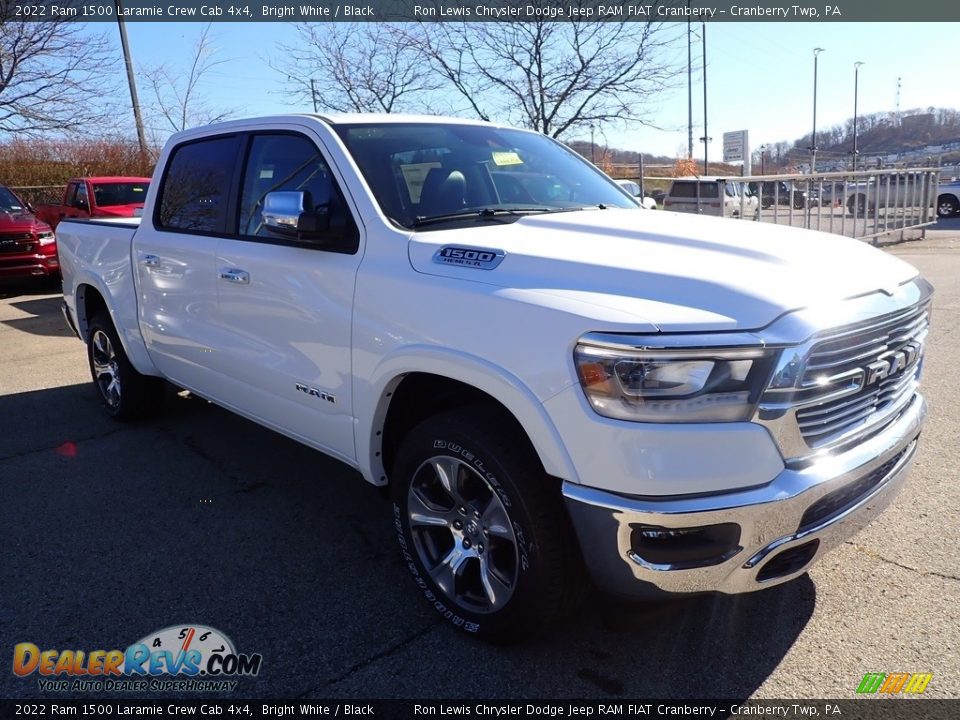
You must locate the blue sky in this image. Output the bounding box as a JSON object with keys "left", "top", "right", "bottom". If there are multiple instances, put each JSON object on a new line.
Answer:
{"left": 111, "top": 21, "right": 955, "bottom": 161}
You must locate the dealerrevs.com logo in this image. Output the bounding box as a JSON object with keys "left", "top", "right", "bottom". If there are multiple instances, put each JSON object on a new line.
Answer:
{"left": 13, "top": 625, "right": 262, "bottom": 693}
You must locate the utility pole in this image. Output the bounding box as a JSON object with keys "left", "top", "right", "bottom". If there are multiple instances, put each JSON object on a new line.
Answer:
{"left": 114, "top": 0, "right": 147, "bottom": 155}
{"left": 310, "top": 79, "right": 319, "bottom": 113}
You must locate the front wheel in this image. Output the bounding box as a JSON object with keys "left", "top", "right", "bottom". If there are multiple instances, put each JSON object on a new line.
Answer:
{"left": 391, "top": 408, "right": 585, "bottom": 640}
{"left": 87, "top": 311, "right": 164, "bottom": 420}
{"left": 937, "top": 194, "right": 959, "bottom": 218}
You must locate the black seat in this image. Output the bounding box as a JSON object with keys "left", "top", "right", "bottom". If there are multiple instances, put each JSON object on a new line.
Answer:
{"left": 419, "top": 168, "right": 467, "bottom": 216}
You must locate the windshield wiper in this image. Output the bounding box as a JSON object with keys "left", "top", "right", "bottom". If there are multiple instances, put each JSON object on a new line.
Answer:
{"left": 412, "top": 207, "right": 553, "bottom": 228}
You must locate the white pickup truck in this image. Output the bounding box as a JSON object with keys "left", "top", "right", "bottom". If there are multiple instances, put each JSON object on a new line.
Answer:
{"left": 59, "top": 115, "right": 930, "bottom": 639}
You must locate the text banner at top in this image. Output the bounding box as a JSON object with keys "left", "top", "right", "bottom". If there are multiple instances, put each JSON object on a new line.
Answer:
{"left": 3, "top": 0, "right": 958, "bottom": 22}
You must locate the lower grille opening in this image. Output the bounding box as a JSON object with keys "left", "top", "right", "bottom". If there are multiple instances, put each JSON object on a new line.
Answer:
{"left": 798, "top": 444, "right": 911, "bottom": 533}
{"left": 756, "top": 540, "right": 820, "bottom": 583}
{"left": 629, "top": 522, "right": 741, "bottom": 569}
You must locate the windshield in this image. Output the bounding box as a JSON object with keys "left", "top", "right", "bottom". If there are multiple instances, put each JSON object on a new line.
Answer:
{"left": 0, "top": 186, "right": 26, "bottom": 213}
{"left": 334, "top": 122, "right": 638, "bottom": 228}
{"left": 92, "top": 182, "right": 149, "bottom": 206}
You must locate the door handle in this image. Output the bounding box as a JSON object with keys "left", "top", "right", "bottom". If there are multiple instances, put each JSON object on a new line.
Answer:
{"left": 140, "top": 254, "right": 160, "bottom": 268}
{"left": 219, "top": 268, "right": 250, "bottom": 285}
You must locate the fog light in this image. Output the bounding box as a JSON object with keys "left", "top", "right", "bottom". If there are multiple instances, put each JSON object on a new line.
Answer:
{"left": 629, "top": 522, "right": 742, "bottom": 569}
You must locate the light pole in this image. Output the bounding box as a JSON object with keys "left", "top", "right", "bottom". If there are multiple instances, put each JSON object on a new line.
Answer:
{"left": 760, "top": 144, "right": 767, "bottom": 175}
{"left": 810, "top": 47, "right": 825, "bottom": 173}
{"left": 687, "top": 14, "right": 693, "bottom": 159}
{"left": 702, "top": 21, "right": 708, "bottom": 174}
{"left": 852, "top": 61, "right": 864, "bottom": 173}
{"left": 590, "top": 124, "right": 596, "bottom": 164}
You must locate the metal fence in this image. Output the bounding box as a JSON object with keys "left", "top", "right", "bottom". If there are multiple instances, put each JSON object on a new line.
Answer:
{"left": 629, "top": 169, "right": 941, "bottom": 243}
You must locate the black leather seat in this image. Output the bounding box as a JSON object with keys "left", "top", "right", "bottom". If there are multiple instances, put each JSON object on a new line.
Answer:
{"left": 419, "top": 168, "right": 467, "bottom": 216}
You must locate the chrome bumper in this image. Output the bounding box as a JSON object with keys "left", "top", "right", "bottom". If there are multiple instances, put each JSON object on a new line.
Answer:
{"left": 563, "top": 394, "right": 926, "bottom": 598}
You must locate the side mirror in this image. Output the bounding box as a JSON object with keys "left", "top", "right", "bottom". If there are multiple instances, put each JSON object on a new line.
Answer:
{"left": 262, "top": 190, "right": 330, "bottom": 241}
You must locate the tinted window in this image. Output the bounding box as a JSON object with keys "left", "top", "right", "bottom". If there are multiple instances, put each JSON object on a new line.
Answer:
{"left": 670, "top": 181, "right": 720, "bottom": 199}
{"left": 158, "top": 135, "right": 240, "bottom": 233}
{"left": 93, "top": 182, "right": 149, "bottom": 206}
{"left": 237, "top": 133, "right": 356, "bottom": 251}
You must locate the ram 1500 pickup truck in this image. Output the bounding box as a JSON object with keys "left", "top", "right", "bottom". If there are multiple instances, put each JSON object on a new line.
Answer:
{"left": 58, "top": 115, "right": 931, "bottom": 639}
{"left": 35, "top": 176, "right": 150, "bottom": 231}
{"left": 0, "top": 184, "right": 58, "bottom": 280}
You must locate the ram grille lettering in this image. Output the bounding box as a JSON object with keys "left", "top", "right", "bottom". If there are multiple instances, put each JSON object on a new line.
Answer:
{"left": 864, "top": 341, "right": 922, "bottom": 387}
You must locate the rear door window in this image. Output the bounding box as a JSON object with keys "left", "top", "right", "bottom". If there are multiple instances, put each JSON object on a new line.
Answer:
{"left": 157, "top": 135, "right": 241, "bottom": 234}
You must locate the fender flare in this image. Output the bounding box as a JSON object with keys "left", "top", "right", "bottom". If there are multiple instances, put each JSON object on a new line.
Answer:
{"left": 356, "top": 345, "right": 581, "bottom": 487}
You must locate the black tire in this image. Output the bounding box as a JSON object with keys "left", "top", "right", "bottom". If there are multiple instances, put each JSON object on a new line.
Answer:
{"left": 86, "top": 311, "right": 164, "bottom": 421}
{"left": 391, "top": 407, "right": 586, "bottom": 641}
{"left": 847, "top": 194, "right": 868, "bottom": 217}
{"left": 937, "top": 194, "right": 959, "bottom": 218}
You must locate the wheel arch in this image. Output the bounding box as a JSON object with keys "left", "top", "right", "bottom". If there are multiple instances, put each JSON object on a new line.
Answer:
{"left": 75, "top": 281, "right": 160, "bottom": 377}
{"left": 358, "top": 350, "right": 580, "bottom": 488}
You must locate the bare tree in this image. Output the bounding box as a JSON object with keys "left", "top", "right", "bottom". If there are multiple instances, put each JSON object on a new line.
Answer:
{"left": 272, "top": 23, "right": 439, "bottom": 114}
{"left": 417, "top": 14, "right": 681, "bottom": 139}
{"left": 140, "top": 24, "right": 236, "bottom": 138}
{"left": 0, "top": 9, "right": 118, "bottom": 135}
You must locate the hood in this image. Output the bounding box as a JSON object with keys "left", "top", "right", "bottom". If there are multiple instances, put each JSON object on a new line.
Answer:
{"left": 407, "top": 208, "right": 920, "bottom": 332}
{"left": 0, "top": 210, "right": 49, "bottom": 234}
{"left": 96, "top": 204, "right": 144, "bottom": 217}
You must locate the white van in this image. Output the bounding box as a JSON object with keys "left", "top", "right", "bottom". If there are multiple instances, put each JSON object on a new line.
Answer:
{"left": 663, "top": 177, "right": 759, "bottom": 219}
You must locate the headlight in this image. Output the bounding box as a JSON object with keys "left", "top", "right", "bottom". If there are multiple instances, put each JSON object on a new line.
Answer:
{"left": 574, "top": 337, "right": 778, "bottom": 422}
{"left": 37, "top": 231, "right": 55, "bottom": 246}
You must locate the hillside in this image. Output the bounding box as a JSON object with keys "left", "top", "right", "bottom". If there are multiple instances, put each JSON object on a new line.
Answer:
{"left": 766, "top": 107, "right": 960, "bottom": 171}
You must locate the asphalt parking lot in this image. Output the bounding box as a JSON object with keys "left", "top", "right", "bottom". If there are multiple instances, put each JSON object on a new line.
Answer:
{"left": 1, "top": 224, "right": 958, "bottom": 702}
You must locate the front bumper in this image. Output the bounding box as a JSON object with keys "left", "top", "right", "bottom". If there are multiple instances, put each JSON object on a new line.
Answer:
{"left": 0, "top": 250, "right": 59, "bottom": 278}
{"left": 563, "top": 393, "right": 926, "bottom": 598}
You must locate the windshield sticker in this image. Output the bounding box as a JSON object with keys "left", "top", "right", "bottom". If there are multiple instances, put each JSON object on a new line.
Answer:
{"left": 491, "top": 151, "right": 523, "bottom": 166}
{"left": 433, "top": 246, "right": 505, "bottom": 270}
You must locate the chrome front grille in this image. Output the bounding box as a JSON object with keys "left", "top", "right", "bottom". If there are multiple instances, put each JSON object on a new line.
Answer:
{"left": 794, "top": 302, "right": 928, "bottom": 447}
{"left": 757, "top": 293, "right": 930, "bottom": 462}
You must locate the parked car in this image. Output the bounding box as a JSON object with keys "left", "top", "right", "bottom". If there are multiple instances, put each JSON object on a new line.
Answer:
{"left": 749, "top": 181, "right": 809, "bottom": 210}
{"left": 663, "top": 177, "right": 758, "bottom": 219}
{"left": 844, "top": 172, "right": 928, "bottom": 217}
{"left": 59, "top": 114, "right": 929, "bottom": 640}
{"left": 0, "top": 184, "right": 58, "bottom": 281}
{"left": 614, "top": 179, "right": 658, "bottom": 209}
{"left": 936, "top": 179, "right": 960, "bottom": 218}
{"left": 34, "top": 176, "right": 150, "bottom": 231}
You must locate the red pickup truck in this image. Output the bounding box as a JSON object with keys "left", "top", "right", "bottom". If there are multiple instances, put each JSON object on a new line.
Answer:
{"left": 34, "top": 176, "right": 151, "bottom": 231}
{"left": 0, "top": 184, "right": 58, "bottom": 280}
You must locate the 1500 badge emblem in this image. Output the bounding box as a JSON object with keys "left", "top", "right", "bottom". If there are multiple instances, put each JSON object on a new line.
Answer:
{"left": 433, "top": 246, "right": 505, "bottom": 270}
